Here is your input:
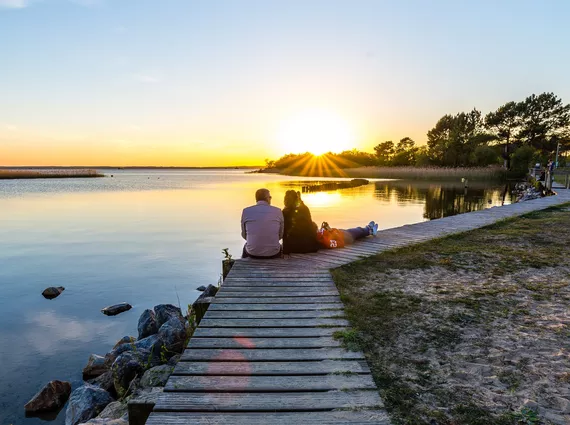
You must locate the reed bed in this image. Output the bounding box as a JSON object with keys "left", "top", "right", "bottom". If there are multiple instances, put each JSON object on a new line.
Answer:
{"left": 0, "top": 169, "right": 104, "bottom": 179}
{"left": 282, "top": 166, "right": 507, "bottom": 181}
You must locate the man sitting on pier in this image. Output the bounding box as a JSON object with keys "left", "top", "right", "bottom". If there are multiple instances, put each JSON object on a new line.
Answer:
{"left": 241, "top": 188, "right": 284, "bottom": 259}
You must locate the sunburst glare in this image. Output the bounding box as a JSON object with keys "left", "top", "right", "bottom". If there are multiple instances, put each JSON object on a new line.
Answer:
{"left": 275, "top": 110, "right": 356, "bottom": 155}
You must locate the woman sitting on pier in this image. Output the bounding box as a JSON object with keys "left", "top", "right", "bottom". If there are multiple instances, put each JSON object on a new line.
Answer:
{"left": 282, "top": 190, "right": 378, "bottom": 254}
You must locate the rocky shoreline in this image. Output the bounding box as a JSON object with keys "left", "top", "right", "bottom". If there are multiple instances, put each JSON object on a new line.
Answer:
{"left": 25, "top": 285, "right": 218, "bottom": 425}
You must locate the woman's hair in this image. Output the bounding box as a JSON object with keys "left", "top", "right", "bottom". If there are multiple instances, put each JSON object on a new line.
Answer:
{"left": 284, "top": 190, "right": 300, "bottom": 209}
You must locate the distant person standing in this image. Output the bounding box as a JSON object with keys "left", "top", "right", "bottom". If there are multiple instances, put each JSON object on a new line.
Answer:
{"left": 241, "top": 188, "right": 284, "bottom": 259}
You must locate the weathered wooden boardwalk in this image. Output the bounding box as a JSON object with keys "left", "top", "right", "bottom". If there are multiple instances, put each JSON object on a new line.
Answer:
{"left": 147, "top": 191, "right": 570, "bottom": 425}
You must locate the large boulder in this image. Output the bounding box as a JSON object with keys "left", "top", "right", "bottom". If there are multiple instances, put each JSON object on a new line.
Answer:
{"left": 98, "top": 401, "right": 128, "bottom": 420}
{"left": 140, "top": 365, "right": 173, "bottom": 388}
{"left": 24, "top": 380, "right": 71, "bottom": 413}
{"left": 154, "top": 304, "right": 184, "bottom": 328}
{"left": 42, "top": 286, "right": 65, "bottom": 299}
{"left": 101, "top": 303, "right": 132, "bottom": 316}
{"left": 112, "top": 352, "right": 145, "bottom": 398}
{"left": 89, "top": 372, "right": 115, "bottom": 396}
{"left": 65, "top": 384, "right": 113, "bottom": 425}
{"left": 137, "top": 309, "right": 158, "bottom": 340}
{"left": 83, "top": 354, "right": 108, "bottom": 379}
{"left": 158, "top": 318, "right": 187, "bottom": 355}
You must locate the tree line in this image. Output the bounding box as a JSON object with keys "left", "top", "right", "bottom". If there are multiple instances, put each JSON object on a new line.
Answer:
{"left": 267, "top": 92, "right": 570, "bottom": 175}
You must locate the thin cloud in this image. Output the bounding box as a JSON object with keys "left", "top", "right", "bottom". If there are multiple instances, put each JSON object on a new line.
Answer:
{"left": 0, "top": 0, "right": 28, "bottom": 8}
{"left": 133, "top": 74, "right": 160, "bottom": 83}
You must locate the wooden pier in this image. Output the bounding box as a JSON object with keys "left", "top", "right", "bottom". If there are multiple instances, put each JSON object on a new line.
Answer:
{"left": 147, "top": 190, "right": 570, "bottom": 425}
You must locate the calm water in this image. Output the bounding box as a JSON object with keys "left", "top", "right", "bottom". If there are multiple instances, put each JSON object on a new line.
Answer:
{"left": 0, "top": 170, "right": 512, "bottom": 424}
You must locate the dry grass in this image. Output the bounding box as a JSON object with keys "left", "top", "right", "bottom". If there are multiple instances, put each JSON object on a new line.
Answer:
{"left": 333, "top": 204, "right": 570, "bottom": 425}
{"left": 338, "top": 166, "right": 506, "bottom": 181}
{"left": 0, "top": 169, "right": 104, "bottom": 179}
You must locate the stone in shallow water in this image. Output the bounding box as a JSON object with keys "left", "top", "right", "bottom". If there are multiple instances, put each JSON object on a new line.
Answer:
{"left": 101, "top": 303, "right": 132, "bottom": 316}
{"left": 65, "top": 384, "right": 113, "bottom": 425}
{"left": 42, "top": 286, "right": 65, "bottom": 299}
{"left": 24, "top": 380, "right": 72, "bottom": 413}
{"left": 83, "top": 354, "right": 108, "bottom": 378}
{"left": 196, "top": 285, "right": 207, "bottom": 291}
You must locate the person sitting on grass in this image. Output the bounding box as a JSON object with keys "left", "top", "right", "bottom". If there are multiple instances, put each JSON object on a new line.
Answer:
{"left": 240, "top": 188, "right": 284, "bottom": 259}
{"left": 281, "top": 190, "right": 378, "bottom": 253}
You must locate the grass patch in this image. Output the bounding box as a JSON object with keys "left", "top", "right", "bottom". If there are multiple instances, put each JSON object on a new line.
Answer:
{"left": 333, "top": 203, "right": 570, "bottom": 425}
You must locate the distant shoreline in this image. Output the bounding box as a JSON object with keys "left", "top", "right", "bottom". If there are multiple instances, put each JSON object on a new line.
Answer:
{"left": 0, "top": 169, "right": 104, "bottom": 180}
{"left": 0, "top": 166, "right": 262, "bottom": 170}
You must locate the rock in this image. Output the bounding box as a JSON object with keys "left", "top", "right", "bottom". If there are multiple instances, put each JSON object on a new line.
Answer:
{"left": 42, "top": 286, "right": 65, "bottom": 299}
{"left": 140, "top": 365, "right": 173, "bottom": 388}
{"left": 158, "top": 318, "right": 187, "bottom": 355}
{"left": 101, "top": 303, "right": 132, "bottom": 316}
{"left": 24, "top": 380, "right": 72, "bottom": 413}
{"left": 112, "top": 336, "right": 135, "bottom": 350}
{"left": 154, "top": 304, "right": 184, "bottom": 328}
{"left": 167, "top": 354, "right": 181, "bottom": 366}
{"left": 134, "top": 334, "right": 163, "bottom": 355}
{"left": 137, "top": 309, "right": 158, "bottom": 340}
{"left": 89, "top": 372, "right": 115, "bottom": 396}
{"left": 98, "top": 401, "right": 128, "bottom": 419}
{"left": 112, "top": 352, "right": 145, "bottom": 398}
{"left": 196, "top": 286, "right": 206, "bottom": 291}
{"left": 83, "top": 354, "right": 108, "bottom": 378}
{"left": 78, "top": 419, "right": 128, "bottom": 425}
{"left": 65, "top": 384, "right": 114, "bottom": 425}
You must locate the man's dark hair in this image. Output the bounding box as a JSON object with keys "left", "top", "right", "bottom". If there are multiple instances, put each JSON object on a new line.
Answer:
{"left": 255, "top": 188, "right": 270, "bottom": 202}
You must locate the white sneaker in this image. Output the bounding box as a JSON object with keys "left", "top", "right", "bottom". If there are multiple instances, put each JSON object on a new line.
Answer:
{"left": 368, "top": 221, "right": 378, "bottom": 236}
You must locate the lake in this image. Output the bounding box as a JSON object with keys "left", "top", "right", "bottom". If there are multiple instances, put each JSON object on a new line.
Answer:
{"left": 0, "top": 169, "right": 513, "bottom": 424}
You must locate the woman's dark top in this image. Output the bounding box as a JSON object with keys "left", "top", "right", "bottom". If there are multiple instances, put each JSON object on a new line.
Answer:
{"left": 282, "top": 202, "right": 319, "bottom": 254}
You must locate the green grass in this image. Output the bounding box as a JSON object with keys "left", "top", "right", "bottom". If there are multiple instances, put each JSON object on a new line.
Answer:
{"left": 0, "top": 169, "right": 104, "bottom": 179}
{"left": 332, "top": 203, "right": 570, "bottom": 425}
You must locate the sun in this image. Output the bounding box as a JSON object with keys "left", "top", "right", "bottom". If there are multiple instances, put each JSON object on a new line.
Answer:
{"left": 275, "top": 110, "right": 356, "bottom": 155}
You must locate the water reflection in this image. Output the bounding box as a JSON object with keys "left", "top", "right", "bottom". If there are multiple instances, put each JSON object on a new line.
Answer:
{"left": 371, "top": 181, "right": 512, "bottom": 220}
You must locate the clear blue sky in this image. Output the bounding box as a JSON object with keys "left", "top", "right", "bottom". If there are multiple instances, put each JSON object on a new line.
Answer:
{"left": 1, "top": 0, "right": 569, "bottom": 165}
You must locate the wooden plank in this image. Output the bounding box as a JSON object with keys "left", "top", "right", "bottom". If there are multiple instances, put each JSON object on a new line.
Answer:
{"left": 204, "top": 310, "right": 343, "bottom": 319}
{"left": 173, "top": 359, "right": 372, "bottom": 376}
{"left": 147, "top": 410, "right": 391, "bottom": 425}
{"left": 192, "top": 327, "right": 347, "bottom": 338}
{"left": 225, "top": 276, "right": 333, "bottom": 281}
{"left": 213, "top": 296, "right": 341, "bottom": 304}
{"left": 180, "top": 348, "right": 364, "bottom": 361}
{"left": 154, "top": 390, "right": 382, "bottom": 412}
{"left": 165, "top": 374, "right": 376, "bottom": 392}
{"left": 215, "top": 290, "right": 339, "bottom": 297}
{"left": 222, "top": 281, "right": 336, "bottom": 287}
{"left": 199, "top": 318, "right": 349, "bottom": 328}
{"left": 207, "top": 303, "right": 344, "bottom": 311}
{"left": 188, "top": 336, "right": 341, "bottom": 349}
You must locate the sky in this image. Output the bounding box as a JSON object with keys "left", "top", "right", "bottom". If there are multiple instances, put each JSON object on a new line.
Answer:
{"left": 1, "top": 0, "right": 570, "bottom": 166}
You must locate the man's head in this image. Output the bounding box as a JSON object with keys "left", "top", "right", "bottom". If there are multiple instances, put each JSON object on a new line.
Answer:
{"left": 255, "top": 188, "right": 272, "bottom": 204}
